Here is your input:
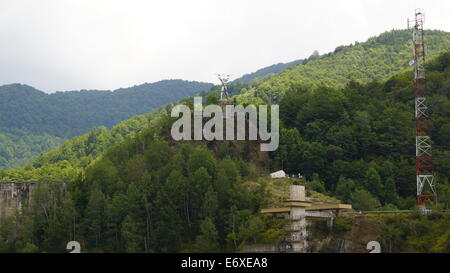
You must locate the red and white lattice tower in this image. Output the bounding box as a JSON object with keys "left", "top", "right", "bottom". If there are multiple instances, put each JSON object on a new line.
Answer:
{"left": 409, "top": 10, "right": 437, "bottom": 207}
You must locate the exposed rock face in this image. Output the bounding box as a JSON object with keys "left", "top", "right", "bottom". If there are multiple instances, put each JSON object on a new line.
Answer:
{"left": 0, "top": 182, "right": 37, "bottom": 222}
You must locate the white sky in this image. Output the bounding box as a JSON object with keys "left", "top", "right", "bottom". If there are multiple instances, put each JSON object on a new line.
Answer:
{"left": 0, "top": 0, "right": 449, "bottom": 92}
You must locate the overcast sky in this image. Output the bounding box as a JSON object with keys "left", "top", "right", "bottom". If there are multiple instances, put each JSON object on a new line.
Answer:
{"left": 0, "top": 0, "right": 448, "bottom": 92}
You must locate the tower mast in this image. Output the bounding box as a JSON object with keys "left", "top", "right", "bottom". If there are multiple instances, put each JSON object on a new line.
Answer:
{"left": 217, "top": 74, "right": 231, "bottom": 100}
{"left": 409, "top": 10, "right": 437, "bottom": 208}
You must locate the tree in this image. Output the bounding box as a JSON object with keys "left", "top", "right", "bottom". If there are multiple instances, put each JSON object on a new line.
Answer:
{"left": 193, "top": 218, "right": 219, "bottom": 252}
{"left": 84, "top": 183, "right": 106, "bottom": 251}
{"left": 238, "top": 215, "right": 266, "bottom": 245}
{"left": 309, "top": 50, "right": 320, "bottom": 60}
{"left": 432, "top": 230, "right": 450, "bottom": 252}
{"left": 307, "top": 174, "right": 327, "bottom": 194}
{"left": 215, "top": 159, "right": 240, "bottom": 206}
{"left": 365, "top": 167, "right": 383, "bottom": 199}
{"left": 153, "top": 190, "right": 184, "bottom": 252}
{"left": 350, "top": 189, "right": 381, "bottom": 211}
{"left": 379, "top": 224, "right": 403, "bottom": 253}
{"left": 205, "top": 92, "right": 219, "bottom": 105}
{"left": 383, "top": 178, "right": 399, "bottom": 205}
{"left": 121, "top": 215, "right": 142, "bottom": 253}
{"left": 202, "top": 186, "right": 218, "bottom": 220}
{"left": 191, "top": 167, "right": 212, "bottom": 221}
{"left": 335, "top": 176, "right": 356, "bottom": 203}
{"left": 186, "top": 147, "right": 216, "bottom": 179}
{"left": 20, "top": 243, "right": 39, "bottom": 253}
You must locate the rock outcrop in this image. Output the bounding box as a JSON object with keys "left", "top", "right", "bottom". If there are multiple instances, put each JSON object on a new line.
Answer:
{"left": 0, "top": 182, "right": 37, "bottom": 222}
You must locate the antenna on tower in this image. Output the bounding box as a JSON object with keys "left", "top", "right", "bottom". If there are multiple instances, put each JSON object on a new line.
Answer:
{"left": 217, "top": 74, "right": 231, "bottom": 100}
{"left": 409, "top": 9, "right": 437, "bottom": 210}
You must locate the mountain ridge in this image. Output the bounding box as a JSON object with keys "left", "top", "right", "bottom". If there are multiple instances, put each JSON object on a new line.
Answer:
{"left": 233, "top": 59, "right": 305, "bottom": 83}
{"left": 0, "top": 79, "right": 213, "bottom": 169}
{"left": 1, "top": 29, "right": 449, "bottom": 170}
{"left": 2, "top": 51, "right": 449, "bottom": 253}
{"left": 236, "top": 29, "right": 450, "bottom": 103}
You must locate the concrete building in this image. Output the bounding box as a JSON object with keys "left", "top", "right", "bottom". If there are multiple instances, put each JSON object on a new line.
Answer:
{"left": 284, "top": 185, "right": 310, "bottom": 252}
{"left": 244, "top": 185, "right": 352, "bottom": 253}
{"left": 270, "top": 170, "right": 286, "bottom": 178}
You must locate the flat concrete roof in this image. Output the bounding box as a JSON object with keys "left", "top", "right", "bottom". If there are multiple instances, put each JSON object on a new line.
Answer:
{"left": 283, "top": 201, "right": 312, "bottom": 207}
{"left": 306, "top": 204, "right": 352, "bottom": 211}
{"left": 260, "top": 208, "right": 290, "bottom": 214}
{"left": 260, "top": 203, "right": 352, "bottom": 214}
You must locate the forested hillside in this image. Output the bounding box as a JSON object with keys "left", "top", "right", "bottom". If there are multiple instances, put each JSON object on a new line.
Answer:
{"left": 1, "top": 29, "right": 449, "bottom": 170}
{"left": 233, "top": 58, "right": 304, "bottom": 83}
{"left": 3, "top": 29, "right": 450, "bottom": 185}
{"left": 311, "top": 212, "right": 450, "bottom": 253}
{"left": 0, "top": 80, "right": 212, "bottom": 169}
{"left": 0, "top": 131, "right": 64, "bottom": 170}
{"left": 0, "top": 112, "right": 163, "bottom": 182}
{"left": 271, "top": 51, "right": 450, "bottom": 210}
{"left": 1, "top": 50, "right": 449, "bottom": 253}
{"left": 0, "top": 80, "right": 212, "bottom": 138}
{"left": 237, "top": 29, "right": 450, "bottom": 103}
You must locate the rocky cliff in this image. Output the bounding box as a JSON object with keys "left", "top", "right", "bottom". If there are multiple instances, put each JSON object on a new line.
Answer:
{"left": 0, "top": 182, "right": 37, "bottom": 222}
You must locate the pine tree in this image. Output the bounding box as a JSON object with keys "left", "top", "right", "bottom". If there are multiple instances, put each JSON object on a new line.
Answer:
{"left": 384, "top": 178, "right": 399, "bottom": 206}
{"left": 85, "top": 183, "right": 106, "bottom": 251}
{"left": 194, "top": 218, "right": 219, "bottom": 252}
{"left": 121, "top": 215, "right": 141, "bottom": 253}
{"left": 335, "top": 176, "right": 356, "bottom": 203}
{"left": 202, "top": 186, "right": 218, "bottom": 220}
{"left": 365, "top": 167, "right": 382, "bottom": 199}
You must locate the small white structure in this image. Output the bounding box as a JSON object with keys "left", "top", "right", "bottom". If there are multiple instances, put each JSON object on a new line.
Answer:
{"left": 270, "top": 170, "right": 286, "bottom": 178}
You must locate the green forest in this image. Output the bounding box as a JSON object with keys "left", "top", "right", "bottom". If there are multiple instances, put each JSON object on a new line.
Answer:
{"left": 233, "top": 58, "right": 304, "bottom": 83}
{"left": 238, "top": 29, "right": 450, "bottom": 103}
{"left": 1, "top": 30, "right": 449, "bottom": 170}
{"left": 1, "top": 43, "right": 449, "bottom": 252}
{"left": 0, "top": 80, "right": 212, "bottom": 169}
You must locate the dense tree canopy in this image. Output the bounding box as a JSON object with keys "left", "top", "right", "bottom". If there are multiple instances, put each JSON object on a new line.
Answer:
{"left": 0, "top": 29, "right": 449, "bottom": 253}
{"left": 0, "top": 80, "right": 213, "bottom": 169}
{"left": 270, "top": 51, "right": 450, "bottom": 210}
{"left": 238, "top": 29, "right": 450, "bottom": 103}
